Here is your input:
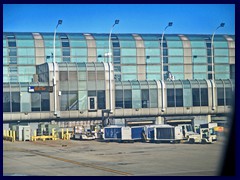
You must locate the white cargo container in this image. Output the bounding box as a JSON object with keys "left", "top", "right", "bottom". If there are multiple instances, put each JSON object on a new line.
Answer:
{"left": 16, "top": 125, "right": 31, "bottom": 141}
{"left": 144, "top": 124, "right": 171, "bottom": 142}
{"left": 154, "top": 125, "right": 183, "bottom": 143}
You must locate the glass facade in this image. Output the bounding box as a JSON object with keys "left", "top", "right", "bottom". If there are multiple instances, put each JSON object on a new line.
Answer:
{"left": 3, "top": 32, "right": 235, "bottom": 83}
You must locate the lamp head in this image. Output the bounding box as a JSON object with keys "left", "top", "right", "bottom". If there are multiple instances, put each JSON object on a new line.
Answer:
{"left": 168, "top": 22, "right": 173, "bottom": 26}
{"left": 58, "top": 20, "right": 63, "bottom": 25}
{"left": 220, "top": 23, "right": 225, "bottom": 27}
{"left": 115, "top": 20, "right": 120, "bottom": 24}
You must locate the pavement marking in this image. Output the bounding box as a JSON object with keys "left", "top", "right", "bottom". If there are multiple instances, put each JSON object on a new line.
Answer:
{"left": 5, "top": 147, "right": 132, "bottom": 176}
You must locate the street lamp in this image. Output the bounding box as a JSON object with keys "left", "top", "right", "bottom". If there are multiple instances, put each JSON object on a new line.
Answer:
{"left": 211, "top": 22, "right": 225, "bottom": 80}
{"left": 160, "top": 22, "right": 173, "bottom": 112}
{"left": 53, "top": 20, "right": 62, "bottom": 116}
{"left": 161, "top": 22, "right": 173, "bottom": 81}
{"left": 108, "top": 19, "right": 119, "bottom": 63}
{"left": 108, "top": 19, "right": 119, "bottom": 113}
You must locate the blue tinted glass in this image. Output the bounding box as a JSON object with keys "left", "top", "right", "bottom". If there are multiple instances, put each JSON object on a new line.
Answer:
{"left": 96, "top": 48, "right": 108, "bottom": 57}
{"left": 193, "top": 65, "right": 207, "bottom": 72}
{"left": 15, "top": 33, "right": 33, "bottom": 39}
{"left": 146, "top": 57, "right": 160, "bottom": 64}
{"left": 41, "top": 33, "right": 54, "bottom": 39}
{"left": 18, "top": 48, "right": 35, "bottom": 56}
{"left": 119, "top": 41, "right": 136, "bottom": 47}
{"left": 44, "top": 40, "right": 61, "bottom": 47}
{"left": 145, "top": 48, "right": 160, "bottom": 56}
{"left": 70, "top": 40, "right": 87, "bottom": 47}
{"left": 116, "top": 34, "right": 134, "bottom": 40}
{"left": 163, "top": 66, "right": 168, "bottom": 71}
{"left": 3, "top": 39, "right": 7, "bottom": 47}
{"left": 113, "top": 42, "right": 120, "bottom": 47}
{"left": 9, "top": 48, "right": 17, "bottom": 56}
{"left": 121, "top": 57, "right": 136, "bottom": 64}
{"left": 169, "top": 65, "right": 184, "bottom": 73}
{"left": 215, "top": 73, "right": 229, "bottom": 79}
{"left": 3, "top": 57, "right": 8, "bottom": 65}
{"left": 18, "top": 75, "right": 33, "bottom": 82}
{"left": 213, "top": 41, "right": 228, "bottom": 48}
{"left": 8, "top": 41, "right": 16, "bottom": 47}
{"left": 122, "top": 66, "right": 137, "bottom": 73}
{"left": 45, "top": 48, "right": 61, "bottom": 56}
{"left": 9, "top": 57, "right": 17, "bottom": 64}
{"left": 62, "top": 41, "right": 70, "bottom": 47}
{"left": 144, "top": 41, "right": 159, "bottom": 48}
{"left": 165, "top": 35, "right": 181, "bottom": 41}
{"left": 168, "top": 49, "right": 184, "bottom": 56}
{"left": 214, "top": 49, "right": 228, "bottom": 56}
{"left": 17, "top": 40, "right": 34, "bottom": 47}
{"left": 18, "top": 57, "right": 35, "bottom": 64}
{"left": 193, "top": 73, "right": 207, "bottom": 79}
{"left": 192, "top": 56, "right": 207, "bottom": 63}
{"left": 113, "top": 49, "right": 121, "bottom": 56}
{"left": 121, "top": 49, "right": 136, "bottom": 56}
{"left": 114, "top": 57, "right": 121, "bottom": 64}
{"left": 140, "top": 34, "right": 160, "bottom": 41}
{"left": 147, "top": 65, "right": 160, "bottom": 73}
{"left": 167, "top": 41, "right": 183, "bottom": 48}
{"left": 190, "top": 41, "right": 206, "bottom": 48}
{"left": 67, "top": 33, "right": 86, "bottom": 40}
{"left": 18, "top": 66, "right": 36, "bottom": 74}
{"left": 92, "top": 34, "right": 109, "bottom": 40}
{"left": 215, "top": 65, "right": 230, "bottom": 72}
{"left": 63, "top": 48, "right": 70, "bottom": 56}
{"left": 214, "top": 57, "right": 229, "bottom": 63}
{"left": 63, "top": 57, "right": 71, "bottom": 62}
{"left": 3, "top": 48, "right": 8, "bottom": 56}
{"left": 71, "top": 57, "right": 87, "bottom": 63}
{"left": 146, "top": 74, "right": 160, "bottom": 80}
{"left": 122, "top": 74, "right": 137, "bottom": 81}
{"left": 9, "top": 66, "right": 18, "bottom": 73}
{"left": 96, "top": 40, "right": 109, "bottom": 48}
{"left": 168, "top": 57, "right": 184, "bottom": 64}
{"left": 192, "top": 49, "right": 207, "bottom": 56}
{"left": 3, "top": 67, "right": 8, "bottom": 74}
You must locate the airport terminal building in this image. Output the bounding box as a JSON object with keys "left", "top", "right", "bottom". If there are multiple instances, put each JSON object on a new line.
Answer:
{"left": 3, "top": 32, "right": 235, "bottom": 128}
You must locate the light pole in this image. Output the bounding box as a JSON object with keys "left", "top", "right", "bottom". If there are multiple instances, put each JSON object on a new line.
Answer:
{"left": 53, "top": 20, "right": 62, "bottom": 116}
{"left": 108, "top": 19, "right": 119, "bottom": 113}
{"left": 211, "top": 22, "right": 225, "bottom": 80}
{"left": 161, "top": 22, "right": 173, "bottom": 81}
{"left": 160, "top": 22, "right": 173, "bottom": 112}
{"left": 108, "top": 19, "right": 119, "bottom": 63}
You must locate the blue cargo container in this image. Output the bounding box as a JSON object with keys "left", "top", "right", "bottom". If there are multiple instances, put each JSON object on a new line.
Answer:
{"left": 103, "top": 126, "right": 131, "bottom": 141}
{"left": 104, "top": 126, "right": 122, "bottom": 140}
{"left": 131, "top": 126, "right": 145, "bottom": 140}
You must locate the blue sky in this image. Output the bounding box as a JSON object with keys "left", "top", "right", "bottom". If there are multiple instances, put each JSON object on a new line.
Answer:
{"left": 3, "top": 4, "right": 235, "bottom": 35}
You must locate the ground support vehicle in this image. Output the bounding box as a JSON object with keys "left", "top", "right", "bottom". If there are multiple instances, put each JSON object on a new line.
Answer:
{"left": 177, "top": 124, "right": 195, "bottom": 139}
{"left": 188, "top": 127, "right": 214, "bottom": 144}
{"left": 74, "top": 126, "right": 95, "bottom": 140}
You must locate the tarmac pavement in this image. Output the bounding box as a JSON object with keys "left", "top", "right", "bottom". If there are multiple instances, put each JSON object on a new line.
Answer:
{"left": 3, "top": 138, "right": 227, "bottom": 176}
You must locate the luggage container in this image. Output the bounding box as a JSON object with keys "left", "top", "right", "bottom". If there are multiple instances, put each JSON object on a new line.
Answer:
{"left": 103, "top": 126, "right": 131, "bottom": 141}
{"left": 144, "top": 125, "right": 168, "bottom": 142}
{"left": 16, "top": 125, "right": 31, "bottom": 141}
{"left": 131, "top": 126, "right": 145, "bottom": 141}
{"left": 154, "top": 125, "right": 183, "bottom": 143}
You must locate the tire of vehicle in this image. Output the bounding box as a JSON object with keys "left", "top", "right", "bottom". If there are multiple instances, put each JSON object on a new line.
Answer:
{"left": 189, "top": 138, "right": 195, "bottom": 144}
{"left": 201, "top": 139, "right": 207, "bottom": 144}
